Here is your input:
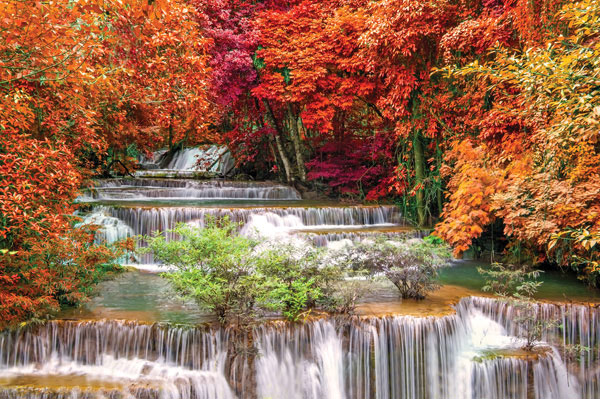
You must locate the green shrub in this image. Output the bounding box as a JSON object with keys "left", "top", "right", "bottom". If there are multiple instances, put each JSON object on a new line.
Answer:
{"left": 341, "top": 238, "right": 451, "bottom": 299}
{"left": 142, "top": 217, "right": 268, "bottom": 325}
{"left": 142, "top": 219, "right": 338, "bottom": 323}
{"left": 258, "top": 244, "right": 341, "bottom": 321}
{"left": 478, "top": 263, "right": 554, "bottom": 350}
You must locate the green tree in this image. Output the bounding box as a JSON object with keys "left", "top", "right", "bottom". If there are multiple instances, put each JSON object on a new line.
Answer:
{"left": 259, "top": 244, "right": 345, "bottom": 321}
{"left": 478, "top": 263, "right": 552, "bottom": 350}
{"left": 143, "top": 218, "right": 268, "bottom": 325}
{"left": 142, "top": 218, "right": 344, "bottom": 324}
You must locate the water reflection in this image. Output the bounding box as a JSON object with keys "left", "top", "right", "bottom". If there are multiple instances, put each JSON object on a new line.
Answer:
{"left": 60, "top": 271, "right": 212, "bottom": 324}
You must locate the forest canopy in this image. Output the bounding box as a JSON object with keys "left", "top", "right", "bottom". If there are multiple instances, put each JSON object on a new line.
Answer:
{"left": 1, "top": 0, "right": 598, "bottom": 326}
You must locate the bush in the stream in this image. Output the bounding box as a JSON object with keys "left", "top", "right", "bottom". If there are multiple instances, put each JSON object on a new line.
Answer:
{"left": 478, "top": 263, "right": 556, "bottom": 350}
{"left": 143, "top": 218, "right": 265, "bottom": 325}
{"left": 142, "top": 218, "right": 337, "bottom": 324}
{"left": 317, "top": 274, "right": 372, "bottom": 314}
{"left": 342, "top": 237, "right": 451, "bottom": 300}
{"left": 259, "top": 244, "right": 343, "bottom": 321}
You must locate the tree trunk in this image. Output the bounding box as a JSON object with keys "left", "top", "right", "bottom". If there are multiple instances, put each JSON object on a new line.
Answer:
{"left": 263, "top": 100, "right": 294, "bottom": 183}
{"left": 168, "top": 113, "right": 174, "bottom": 150}
{"left": 226, "top": 328, "right": 257, "bottom": 399}
{"left": 258, "top": 113, "right": 285, "bottom": 181}
{"left": 274, "top": 134, "right": 293, "bottom": 183}
{"left": 287, "top": 104, "right": 306, "bottom": 182}
{"left": 413, "top": 130, "right": 426, "bottom": 227}
{"left": 267, "top": 137, "right": 282, "bottom": 177}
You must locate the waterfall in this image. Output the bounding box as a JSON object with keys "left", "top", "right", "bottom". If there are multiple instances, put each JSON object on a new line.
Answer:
{"left": 166, "top": 146, "right": 231, "bottom": 174}
{"left": 167, "top": 148, "right": 208, "bottom": 170}
{"left": 77, "top": 177, "right": 414, "bottom": 262}
{"left": 464, "top": 296, "right": 599, "bottom": 398}
{"left": 0, "top": 321, "right": 235, "bottom": 399}
{"left": 105, "top": 205, "right": 404, "bottom": 237}
{"left": 78, "top": 209, "right": 133, "bottom": 244}
{"left": 103, "top": 205, "right": 405, "bottom": 263}
{"left": 2, "top": 297, "right": 599, "bottom": 399}
{"left": 0, "top": 320, "right": 228, "bottom": 369}
{"left": 470, "top": 357, "right": 528, "bottom": 399}
{"left": 307, "top": 230, "right": 427, "bottom": 247}
{"left": 254, "top": 320, "right": 346, "bottom": 399}
{"left": 0, "top": 360, "right": 235, "bottom": 399}
{"left": 77, "top": 179, "right": 302, "bottom": 201}
{"left": 533, "top": 347, "right": 580, "bottom": 399}
{"left": 57, "top": 175, "right": 600, "bottom": 398}
{"left": 134, "top": 146, "right": 234, "bottom": 178}
{"left": 79, "top": 202, "right": 414, "bottom": 264}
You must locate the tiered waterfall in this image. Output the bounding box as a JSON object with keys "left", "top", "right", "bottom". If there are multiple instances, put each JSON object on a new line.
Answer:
{"left": 1, "top": 298, "right": 599, "bottom": 398}
{"left": 4, "top": 149, "right": 598, "bottom": 398}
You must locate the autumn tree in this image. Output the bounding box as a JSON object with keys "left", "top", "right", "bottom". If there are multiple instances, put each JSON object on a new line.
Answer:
{"left": 0, "top": 0, "right": 118, "bottom": 328}
{"left": 192, "top": 0, "right": 276, "bottom": 178}
{"left": 91, "top": 0, "right": 217, "bottom": 174}
{"left": 436, "top": 0, "right": 600, "bottom": 283}
{"left": 0, "top": 0, "right": 215, "bottom": 327}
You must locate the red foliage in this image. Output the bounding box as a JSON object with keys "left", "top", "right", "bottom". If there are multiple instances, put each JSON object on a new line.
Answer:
{"left": 307, "top": 138, "right": 388, "bottom": 198}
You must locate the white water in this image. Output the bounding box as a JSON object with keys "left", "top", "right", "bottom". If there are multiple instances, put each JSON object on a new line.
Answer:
{"left": 255, "top": 320, "right": 346, "bottom": 399}
{"left": 135, "top": 145, "right": 235, "bottom": 177}
{"left": 89, "top": 204, "right": 408, "bottom": 264}
{"left": 1, "top": 298, "right": 598, "bottom": 399}
{"left": 2, "top": 355, "right": 235, "bottom": 399}
{"left": 78, "top": 176, "right": 412, "bottom": 264}
{"left": 78, "top": 209, "right": 133, "bottom": 244}
{"left": 468, "top": 296, "right": 597, "bottom": 398}
{"left": 77, "top": 179, "right": 301, "bottom": 201}
{"left": 105, "top": 205, "right": 403, "bottom": 236}
{"left": 55, "top": 175, "right": 600, "bottom": 398}
{"left": 252, "top": 300, "right": 587, "bottom": 399}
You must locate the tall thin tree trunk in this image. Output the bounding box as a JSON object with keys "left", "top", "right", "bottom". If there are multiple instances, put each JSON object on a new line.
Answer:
{"left": 258, "top": 114, "right": 284, "bottom": 181}
{"left": 287, "top": 104, "right": 306, "bottom": 182}
{"left": 413, "top": 130, "right": 426, "bottom": 226}
{"left": 263, "top": 100, "right": 294, "bottom": 183}
{"left": 274, "top": 135, "right": 293, "bottom": 183}
{"left": 267, "top": 137, "right": 282, "bottom": 174}
{"left": 168, "top": 112, "right": 174, "bottom": 150}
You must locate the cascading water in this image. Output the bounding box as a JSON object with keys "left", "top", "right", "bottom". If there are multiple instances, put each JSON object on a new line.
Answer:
{"left": 0, "top": 320, "right": 235, "bottom": 399}
{"left": 82, "top": 201, "right": 410, "bottom": 264}
{"left": 465, "top": 296, "right": 599, "bottom": 398}
{"left": 78, "top": 210, "right": 133, "bottom": 244}
{"left": 77, "top": 179, "right": 302, "bottom": 202}
{"left": 134, "top": 146, "right": 235, "bottom": 178}
{"left": 306, "top": 229, "right": 428, "bottom": 247}
{"left": 2, "top": 298, "right": 598, "bottom": 399}
{"left": 470, "top": 357, "right": 529, "bottom": 399}
{"left": 105, "top": 204, "right": 403, "bottom": 235}
{"left": 107, "top": 204, "right": 408, "bottom": 263}
{"left": 77, "top": 167, "right": 416, "bottom": 265}
{"left": 33, "top": 162, "right": 598, "bottom": 399}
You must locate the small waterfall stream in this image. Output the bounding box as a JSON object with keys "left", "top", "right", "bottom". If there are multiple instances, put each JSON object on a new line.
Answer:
{"left": 105, "top": 204, "right": 403, "bottom": 235}
{"left": 1, "top": 298, "right": 599, "bottom": 399}
{"left": 135, "top": 146, "right": 235, "bottom": 178}
{"left": 78, "top": 179, "right": 302, "bottom": 202}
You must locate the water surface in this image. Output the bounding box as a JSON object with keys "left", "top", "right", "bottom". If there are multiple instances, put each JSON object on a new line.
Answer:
{"left": 439, "top": 260, "right": 600, "bottom": 302}
{"left": 61, "top": 271, "right": 211, "bottom": 324}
